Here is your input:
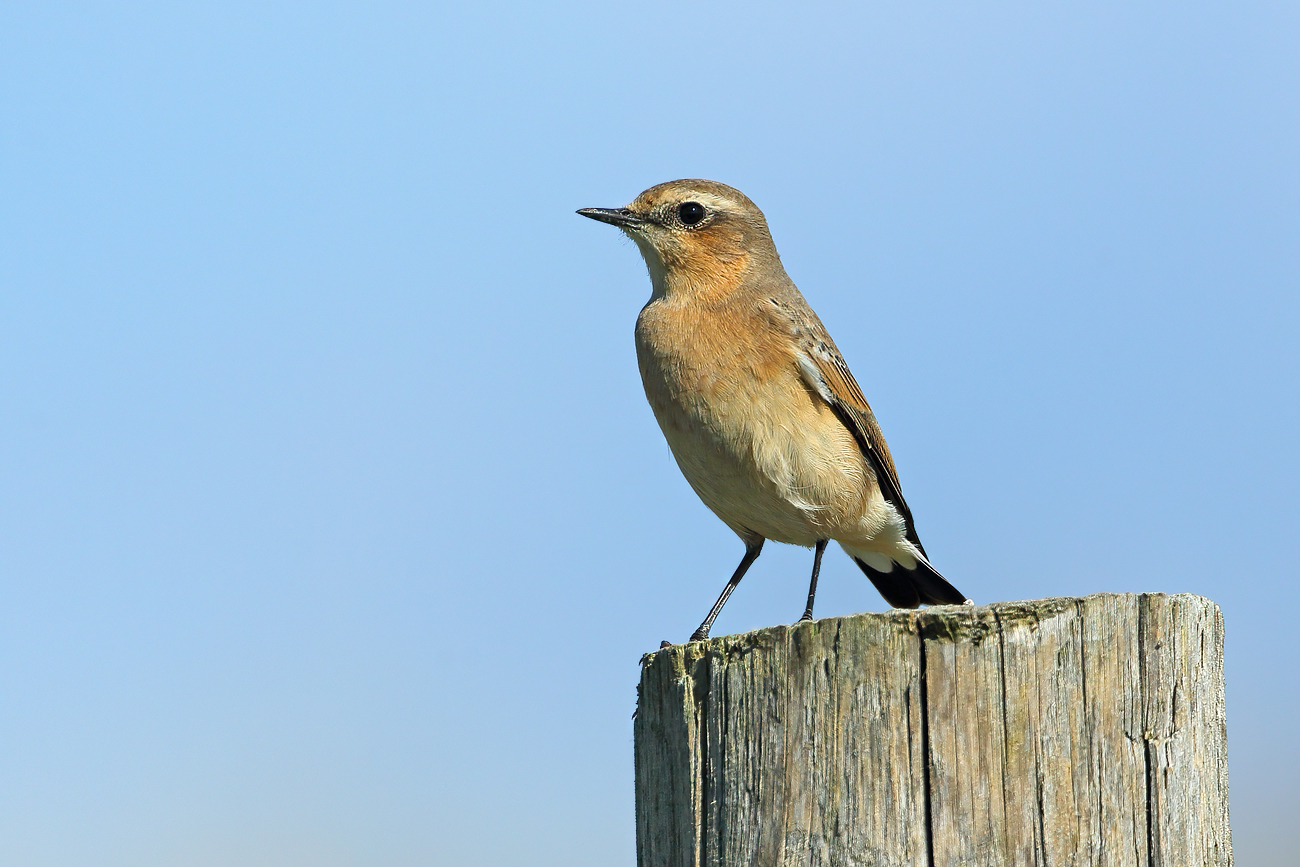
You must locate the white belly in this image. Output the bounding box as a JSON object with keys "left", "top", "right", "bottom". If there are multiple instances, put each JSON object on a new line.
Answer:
{"left": 640, "top": 349, "right": 890, "bottom": 548}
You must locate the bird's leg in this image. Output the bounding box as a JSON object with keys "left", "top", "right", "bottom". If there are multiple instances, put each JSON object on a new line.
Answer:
{"left": 799, "top": 539, "right": 828, "bottom": 622}
{"left": 689, "top": 539, "right": 764, "bottom": 642}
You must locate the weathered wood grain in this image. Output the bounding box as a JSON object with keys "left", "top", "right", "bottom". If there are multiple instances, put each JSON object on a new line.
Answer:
{"left": 634, "top": 593, "right": 1230, "bottom": 867}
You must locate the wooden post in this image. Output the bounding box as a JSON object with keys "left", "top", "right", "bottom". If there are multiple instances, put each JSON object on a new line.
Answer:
{"left": 634, "top": 593, "right": 1230, "bottom": 867}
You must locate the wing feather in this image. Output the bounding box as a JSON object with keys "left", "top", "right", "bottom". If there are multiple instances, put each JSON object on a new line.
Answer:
{"left": 765, "top": 293, "right": 967, "bottom": 606}
{"left": 792, "top": 325, "right": 928, "bottom": 556}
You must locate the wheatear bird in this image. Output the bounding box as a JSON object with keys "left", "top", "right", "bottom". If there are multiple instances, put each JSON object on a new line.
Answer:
{"left": 578, "top": 180, "right": 968, "bottom": 642}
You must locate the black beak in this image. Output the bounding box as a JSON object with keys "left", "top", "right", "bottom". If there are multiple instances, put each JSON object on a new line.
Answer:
{"left": 576, "top": 207, "right": 643, "bottom": 228}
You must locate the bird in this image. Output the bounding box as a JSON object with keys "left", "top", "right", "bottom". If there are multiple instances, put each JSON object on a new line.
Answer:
{"left": 577, "top": 179, "right": 969, "bottom": 642}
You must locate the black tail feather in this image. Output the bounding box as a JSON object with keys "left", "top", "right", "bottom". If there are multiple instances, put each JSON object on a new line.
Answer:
{"left": 852, "top": 556, "right": 967, "bottom": 609}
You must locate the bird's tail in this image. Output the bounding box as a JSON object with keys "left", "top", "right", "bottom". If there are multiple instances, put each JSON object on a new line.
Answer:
{"left": 845, "top": 547, "right": 969, "bottom": 609}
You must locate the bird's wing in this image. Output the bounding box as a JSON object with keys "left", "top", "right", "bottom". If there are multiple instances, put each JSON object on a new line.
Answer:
{"left": 789, "top": 319, "right": 929, "bottom": 557}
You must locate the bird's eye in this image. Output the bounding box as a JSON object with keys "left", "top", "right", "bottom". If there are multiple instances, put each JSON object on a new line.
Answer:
{"left": 677, "top": 202, "right": 706, "bottom": 226}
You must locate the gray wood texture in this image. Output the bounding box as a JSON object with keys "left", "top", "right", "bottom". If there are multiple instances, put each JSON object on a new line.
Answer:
{"left": 634, "top": 593, "right": 1230, "bottom": 867}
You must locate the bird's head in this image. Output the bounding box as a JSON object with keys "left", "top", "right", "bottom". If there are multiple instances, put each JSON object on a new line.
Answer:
{"left": 578, "top": 179, "right": 780, "bottom": 301}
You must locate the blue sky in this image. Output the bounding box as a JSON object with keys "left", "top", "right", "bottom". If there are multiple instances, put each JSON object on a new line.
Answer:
{"left": 2, "top": 2, "right": 1296, "bottom": 864}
